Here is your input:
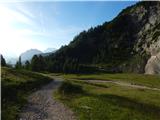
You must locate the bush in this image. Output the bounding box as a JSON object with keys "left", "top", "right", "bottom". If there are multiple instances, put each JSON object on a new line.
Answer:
{"left": 58, "top": 81, "right": 83, "bottom": 95}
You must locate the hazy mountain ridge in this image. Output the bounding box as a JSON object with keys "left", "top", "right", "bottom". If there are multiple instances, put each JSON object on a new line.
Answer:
{"left": 40, "top": 48, "right": 57, "bottom": 57}
{"left": 4, "top": 48, "right": 57, "bottom": 65}
{"left": 6, "top": 57, "right": 18, "bottom": 65}
{"left": 43, "top": 48, "right": 57, "bottom": 53}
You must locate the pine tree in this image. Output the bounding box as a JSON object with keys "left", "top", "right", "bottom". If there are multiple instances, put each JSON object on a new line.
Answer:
{"left": 15, "top": 56, "right": 22, "bottom": 69}
{"left": 19, "top": 56, "right": 22, "bottom": 67}
{"left": 25, "top": 60, "right": 30, "bottom": 70}
{"left": 1, "top": 54, "right": 6, "bottom": 66}
{"left": 38, "top": 55, "right": 46, "bottom": 71}
{"left": 31, "top": 55, "right": 39, "bottom": 71}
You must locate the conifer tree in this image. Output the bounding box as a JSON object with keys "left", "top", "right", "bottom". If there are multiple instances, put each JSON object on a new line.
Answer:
{"left": 1, "top": 54, "right": 6, "bottom": 66}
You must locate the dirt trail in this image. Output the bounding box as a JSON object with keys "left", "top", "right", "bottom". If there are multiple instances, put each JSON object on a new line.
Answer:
{"left": 85, "top": 80, "right": 160, "bottom": 91}
{"left": 19, "top": 79, "right": 76, "bottom": 120}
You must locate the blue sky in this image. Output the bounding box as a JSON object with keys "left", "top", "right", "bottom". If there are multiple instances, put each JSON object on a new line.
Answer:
{"left": 0, "top": 1, "right": 137, "bottom": 58}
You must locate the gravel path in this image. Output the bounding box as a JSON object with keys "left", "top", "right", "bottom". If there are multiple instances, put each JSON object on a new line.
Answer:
{"left": 85, "top": 80, "right": 160, "bottom": 91}
{"left": 19, "top": 79, "right": 76, "bottom": 120}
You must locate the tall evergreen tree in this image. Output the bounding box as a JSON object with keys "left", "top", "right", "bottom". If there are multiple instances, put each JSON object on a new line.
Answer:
{"left": 15, "top": 56, "right": 22, "bottom": 69}
{"left": 31, "top": 55, "right": 39, "bottom": 71}
{"left": 38, "top": 55, "right": 46, "bottom": 71}
{"left": 25, "top": 60, "right": 30, "bottom": 70}
{"left": 1, "top": 54, "right": 6, "bottom": 66}
{"left": 30, "top": 55, "right": 47, "bottom": 72}
{"left": 19, "top": 56, "right": 22, "bottom": 67}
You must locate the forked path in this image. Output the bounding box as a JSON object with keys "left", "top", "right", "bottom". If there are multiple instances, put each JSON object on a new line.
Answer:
{"left": 85, "top": 79, "right": 160, "bottom": 91}
{"left": 19, "top": 79, "right": 76, "bottom": 120}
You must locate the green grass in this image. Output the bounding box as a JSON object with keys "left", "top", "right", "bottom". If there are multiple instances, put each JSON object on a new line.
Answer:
{"left": 1, "top": 67, "right": 53, "bottom": 120}
{"left": 63, "top": 73, "right": 160, "bottom": 88}
{"left": 55, "top": 80, "right": 160, "bottom": 120}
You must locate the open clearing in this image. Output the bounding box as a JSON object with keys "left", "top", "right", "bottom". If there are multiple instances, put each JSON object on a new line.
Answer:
{"left": 85, "top": 79, "right": 160, "bottom": 91}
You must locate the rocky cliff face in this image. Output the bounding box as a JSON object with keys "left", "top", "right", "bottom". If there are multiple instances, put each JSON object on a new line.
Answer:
{"left": 112, "top": 2, "right": 160, "bottom": 74}
{"left": 132, "top": 2, "right": 160, "bottom": 53}
{"left": 130, "top": 2, "right": 160, "bottom": 74}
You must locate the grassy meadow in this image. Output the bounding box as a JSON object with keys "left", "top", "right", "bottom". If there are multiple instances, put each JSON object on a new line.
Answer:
{"left": 55, "top": 73, "right": 160, "bottom": 120}
{"left": 1, "top": 67, "right": 53, "bottom": 120}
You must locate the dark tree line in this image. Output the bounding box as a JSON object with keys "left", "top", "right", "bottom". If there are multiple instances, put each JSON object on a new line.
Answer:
{"left": 14, "top": 54, "right": 79, "bottom": 73}
{"left": 30, "top": 55, "right": 46, "bottom": 72}
{"left": 15, "top": 55, "right": 45, "bottom": 72}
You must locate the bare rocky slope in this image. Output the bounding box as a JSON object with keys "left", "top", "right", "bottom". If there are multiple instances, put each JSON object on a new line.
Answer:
{"left": 131, "top": 2, "right": 160, "bottom": 74}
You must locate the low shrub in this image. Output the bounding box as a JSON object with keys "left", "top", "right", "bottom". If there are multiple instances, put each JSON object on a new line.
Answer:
{"left": 58, "top": 81, "right": 83, "bottom": 95}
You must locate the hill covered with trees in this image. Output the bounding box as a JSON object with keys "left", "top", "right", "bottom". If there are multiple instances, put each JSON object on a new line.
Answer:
{"left": 28, "top": 1, "right": 160, "bottom": 74}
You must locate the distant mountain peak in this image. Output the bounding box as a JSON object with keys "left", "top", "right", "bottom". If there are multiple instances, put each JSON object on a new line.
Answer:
{"left": 20, "top": 49, "right": 43, "bottom": 62}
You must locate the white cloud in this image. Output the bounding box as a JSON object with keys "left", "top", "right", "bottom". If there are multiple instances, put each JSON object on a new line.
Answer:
{"left": 0, "top": 4, "right": 33, "bottom": 25}
{"left": 0, "top": 2, "right": 86, "bottom": 58}
{"left": 14, "top": 3, "right": 35, "bottom": 19}
{"left": 0, "top": 4, "right": 45, "bottom": 57}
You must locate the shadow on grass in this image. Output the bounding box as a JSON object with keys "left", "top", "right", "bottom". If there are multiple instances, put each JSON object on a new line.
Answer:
{"left": 58, "top": 81, "right": 160, "bottom": 119}
{"left": 73, "top": 80, "right": 109, "bottom": 88}
{"left": 89, "top": 93, "right": 160, "bottom": 119}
